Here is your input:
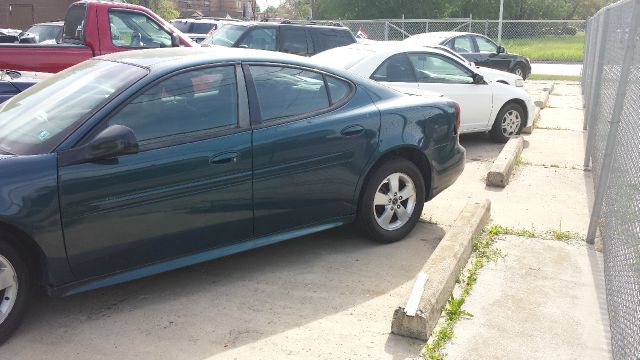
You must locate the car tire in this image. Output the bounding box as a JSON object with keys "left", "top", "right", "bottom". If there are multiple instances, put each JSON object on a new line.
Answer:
{"left": 512, "top": 64, "right": 526, "bottom": 79}
{"left": 489, "top": 102, "right": 525, "bottom": 143}
{"left": 0, "top": 237, "right": 30, "bottom": 345}
{"left": 357, "top": 157, "right": 425, "bottom": 244}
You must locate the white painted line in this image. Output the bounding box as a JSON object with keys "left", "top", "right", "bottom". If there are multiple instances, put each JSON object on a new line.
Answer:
{"left": 405, "top": 272, "right": 428, "bottom": 316}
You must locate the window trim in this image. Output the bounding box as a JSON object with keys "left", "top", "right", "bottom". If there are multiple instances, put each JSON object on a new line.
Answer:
{"left": 108, "top": 8, "right": 172, "bottom": 50}
{"left": 72, "top": 62, "right": 248, "bottom": 155}
{"left": 243, "top": 62, "right": 356, "bottom": 129}
{"left": 407, "top": 52, "right": 476, "bottom": 84}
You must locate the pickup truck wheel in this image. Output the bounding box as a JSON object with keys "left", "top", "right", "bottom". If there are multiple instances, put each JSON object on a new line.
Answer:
{"left": 357, "top": 157, "right": 425, "bottom": 243}
{"left": 489, "top": 103, "right": 525, "bottom": 143}
{"left": 0, "top": 239, "right": 30, "bottom": 344}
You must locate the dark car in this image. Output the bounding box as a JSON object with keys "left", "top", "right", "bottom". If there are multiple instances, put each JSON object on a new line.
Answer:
{"left": 18, "top": 21, "right": 64, "bottom": 44}
{"left": 404, "top": 32, "right": 532, "bottom": 79}
{"left": 0, "top": 29, "right": 20, "bottom": 43}
{"left": 0, "top": 70, "right": 48, "bottom": 103}
{"left": 0, "top": 47, "right": 464, "bottom": 343}
{"left": 201, "top": 21, "right": 356, "bottom": 56}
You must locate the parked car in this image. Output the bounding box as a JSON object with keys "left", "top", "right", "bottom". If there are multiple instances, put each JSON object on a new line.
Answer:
{"left": 0, "top": 47, "right": 465, "bottom": 343}
{"left": 0, "top": 29, "right": 21, "bottom": 43}
{"left": 313, "top": 42, "right": 535, "bottom": 142}
{"left": 18, "top": 21, "right": 64, "bottom": 44}
{"left": 0, "top": 70, "right": 50, "bottom": 103}
{"left": 0, "top": 0, "right": 195, "bottom": 73}
{"left": 403, "top": 32, "right": 532, "bottom": 79}
{"left": 201, "top": 21, "right": 356, "bottom": 56}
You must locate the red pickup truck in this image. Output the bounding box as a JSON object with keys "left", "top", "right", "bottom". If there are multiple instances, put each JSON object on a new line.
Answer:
{"left": 0, "top": 1, "right": 196, "bottom": 73}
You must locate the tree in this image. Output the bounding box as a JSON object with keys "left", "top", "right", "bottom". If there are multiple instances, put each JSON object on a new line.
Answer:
{"left": 129, "top": 0, "right": 180, "bottom": 20}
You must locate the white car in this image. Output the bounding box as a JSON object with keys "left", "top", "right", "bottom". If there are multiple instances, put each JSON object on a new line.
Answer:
{"left": 312, "top": 42, "right": 535, "bottom": 142}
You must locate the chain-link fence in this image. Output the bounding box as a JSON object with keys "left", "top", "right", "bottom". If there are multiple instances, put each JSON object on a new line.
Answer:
{"left": 582, "top": 0, "right": 640, "bottom": 358}
{"left": 314, "top": 19, "right": 585, "bottom": 62}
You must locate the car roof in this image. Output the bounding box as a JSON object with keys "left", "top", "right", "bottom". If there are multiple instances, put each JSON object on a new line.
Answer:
{"left": 313, "top": 41, "right": 461, "bottom": 70}
{"left": 97, "top": 46, "right": 354, "bottom": 75}
{"left": 233, "top": 21, "right": 350, "bottom": 31}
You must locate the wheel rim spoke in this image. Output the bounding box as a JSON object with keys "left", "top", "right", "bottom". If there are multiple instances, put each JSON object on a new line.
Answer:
{"left": 396, "top": 205, "right": 410, "bottom": 223}
{"left": 374, "top": 191, "right": 390, "bottom": 206}
{"left": 0, "top": 269, "right": 14, "bottom": 291}
{"left": 388, "top": 174, "right": 400, "bottom": 195}
{"left": 378, "top": 206, "right": 394, "bottom": 228}
{"left": 398, "top": 186, "right": 415, "bottom": 200}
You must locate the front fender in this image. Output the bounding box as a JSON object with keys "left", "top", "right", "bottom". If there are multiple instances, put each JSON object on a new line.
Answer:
{"left": 0, "top": 154, "right": 75, "bottom": 287}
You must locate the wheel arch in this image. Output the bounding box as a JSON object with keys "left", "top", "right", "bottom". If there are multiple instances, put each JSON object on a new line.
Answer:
{"left": 355, "top": 146, "right": 433, "bottom": 213}
{"left": 0, "top": 221, "right": 47, "bottom": 286}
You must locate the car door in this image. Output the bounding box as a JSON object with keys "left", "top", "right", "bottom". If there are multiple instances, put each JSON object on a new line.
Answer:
{"left": 247, "top": 64, "right": 379, "bottom": 236}
{"left": 472, "top": 35, "right": 512, "bottom": 71}
{"left": 58, "top": 65, "right": 254, "bottom": 279}
{"left": 408, "top": 52, "right": 494, "bottom": 132}
{"left": 370, "top": 53, "right": 419, "bottom": 91}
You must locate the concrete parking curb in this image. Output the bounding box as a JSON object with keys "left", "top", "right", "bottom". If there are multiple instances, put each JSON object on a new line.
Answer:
{"left": 486, "top": 136, "right": 524, "bottom": 187}
{"left": 521, "top": 107, "right": 541, "bottom": 134}
{"left": 391, "top": 200, "right": 491, "bottom": 341}
{"left": 534, "top": 82, "right": 555, "bottom": 109}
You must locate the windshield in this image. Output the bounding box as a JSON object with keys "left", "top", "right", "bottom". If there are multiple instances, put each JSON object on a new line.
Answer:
{"left": 0, "top": 60, "right": 148, "bottom": 155}
{"left": 201, "top": 24, "right": 246, "bottom": 46}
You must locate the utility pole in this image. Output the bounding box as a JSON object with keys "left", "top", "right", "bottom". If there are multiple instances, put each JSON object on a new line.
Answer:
{"left": 497, "top": 0, "right": 504, "bottom": 43}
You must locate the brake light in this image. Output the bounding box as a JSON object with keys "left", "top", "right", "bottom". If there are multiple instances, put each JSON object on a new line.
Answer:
{"left": 453, "top": 102, "right": 461, "bottom": 134}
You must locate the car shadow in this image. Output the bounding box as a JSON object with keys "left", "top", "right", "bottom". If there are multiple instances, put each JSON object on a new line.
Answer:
{"left": 4, "top": 223, "right": 445, "bottom": 359}
{"left": 459, "top": 133, "right": 505, "bottom": 162}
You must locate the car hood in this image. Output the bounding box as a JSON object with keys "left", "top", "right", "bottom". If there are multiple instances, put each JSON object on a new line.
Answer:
{"left": 475, "top": 66, "right": 521, "bottom": 85}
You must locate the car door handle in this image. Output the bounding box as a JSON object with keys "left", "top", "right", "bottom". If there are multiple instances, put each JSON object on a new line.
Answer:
{"left": 341, "top": 125, "right": 365, "bottom": 137}
{"left": 209, "top": 151, "right": 239, "bottom": 165}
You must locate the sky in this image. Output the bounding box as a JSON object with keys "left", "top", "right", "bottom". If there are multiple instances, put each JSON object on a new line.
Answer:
{"left": 256, "top": 0, "right": 283, "bottom": 10}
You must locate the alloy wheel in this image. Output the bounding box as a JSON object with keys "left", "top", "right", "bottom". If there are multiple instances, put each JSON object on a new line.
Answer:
{"left": 0, "top": 254, "right": 18, "bottom": 325}
{"left": 373, "top": 172, "right": 417, "bottom": 231}
{"left": 501, "top": 109, "right": 522, "bottom": 138}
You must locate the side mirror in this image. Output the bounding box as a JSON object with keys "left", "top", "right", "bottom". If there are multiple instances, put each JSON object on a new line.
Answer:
{"left": 473, "top": 73, "right": 485, "bottom": 85}
{"left": 171, "top": 33, "right": 181, "bottom": 47}
{"left": 497, "top": 46, "right": 506, "bottom": 54}
{"left": 60, "top": 125, "right": 139, "bottom": 166}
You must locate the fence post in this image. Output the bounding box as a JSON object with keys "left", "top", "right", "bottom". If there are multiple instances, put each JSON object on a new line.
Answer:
{"left": 384, "top": 21, "right": 389, "bottom": 40}
{"left": 485, "top": 19, "right": 488, "bottom": 36}
{"left": 468, "top": 14, "right": 472, "bottom": 32}
{"left": 583, "top": 12, "right": 610, "bottom": 168}
{"left": 586, "top": 0, "right": 640, "bottom": 244}
{"left": 425, "top": 20, "right": 429, "bottom": 33}
{"left": 497, "top": 0, "right": 504, "bottom": 43}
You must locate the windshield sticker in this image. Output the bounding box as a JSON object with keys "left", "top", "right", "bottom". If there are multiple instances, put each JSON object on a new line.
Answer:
{"left": 37, "top": 130, "right": 51, "bottom": 141}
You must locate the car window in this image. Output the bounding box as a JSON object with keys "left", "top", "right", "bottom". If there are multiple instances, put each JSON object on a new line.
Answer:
{"left": 108, "top": 66, "right": 238, "bottom": 146}
{"left": 109, "top": 10, "right": 172, "bottom": 48}
{"left": 475, "top": 36, "right": 498, "bottom": 53}
{"left": 311, "top": 29, "right": 352, "bottom": 54}
{"left": 192, "top": 22, "right": 216, "bottom": 34}
{"left": 408, "top": 53, "right": 474, "bottom": 84}
{"left": 62, "top": 3, "right": 86, "bottom": 44}
{"left": 280, "top": 27, "right": 308, "bottom": 55}
{"left": 250, "top": 66, "right": 329, "bottom": 122}
{"left": 326, "top": 76, "right": 351, "bottom": 104}
{"left": 371, "top": 53, "right": 417, "bottom": 83}
{"left": 450, "top": 36, "right": 474, "bottom": 53}
{"left": 202, "top": 24, "right": 246, "bottom": 46}
{"left": 239, "top": 27, "right": 276, "bottom": 51}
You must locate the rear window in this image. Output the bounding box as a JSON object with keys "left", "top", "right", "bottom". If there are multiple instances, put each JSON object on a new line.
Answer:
{"left": 170, "top": 20, "right": 191, "bottom": 33}
{"left": 311, "top": 29, "right": 353, "bottom": 53}
{"left": 62, "top": 3, "right": 86, "bottom": 44}
{"left": 191, "top": 22, "right": 216, "bottom": 34}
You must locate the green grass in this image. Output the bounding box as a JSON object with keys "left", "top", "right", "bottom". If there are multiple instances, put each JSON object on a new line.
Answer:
{"left": 528, "top": 74, "right": 582, "bottom": 81}
{"left": 502, "top": 33, "right": 584, "bottom": 62}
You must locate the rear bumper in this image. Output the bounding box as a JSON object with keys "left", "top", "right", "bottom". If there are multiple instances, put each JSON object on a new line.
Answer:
{"left": 428, "top": 140, "right": 466, "bottom": 200}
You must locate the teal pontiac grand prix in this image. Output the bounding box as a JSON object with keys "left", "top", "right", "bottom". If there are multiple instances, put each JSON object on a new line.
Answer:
{"left": 0, "top": 47, "right": 464, "bottom": 342}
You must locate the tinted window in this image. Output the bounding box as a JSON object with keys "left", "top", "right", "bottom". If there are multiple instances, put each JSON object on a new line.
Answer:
{"left": 108, "top": 66, "right": 238, "bottom": 145}
{"left": 109, "top": 10, "right": 172, "bottom": 48}
{"left": 326, "top": 76, "right": 350, "bottom": 104}
{"left": 475, "top": 36, "right": 498, "bottom": 53}
{"left": 170, "top": 20, "right": 191, "bottom": 33}
{"left": 250, "top": 66, "right": 329, "bottom": 122}
{"left": 311, "top": 29, "right": 352, "bottom": 54}
{"left": 450, "top": 36, "right": 474, "bottom": 53}
{"left": 62, "top": 3, "right": 86, "bottom": 44}
{"left": 202, "top": 24, "right": 246, "bottom": 46}
{"left": 0, "top": 61, "right": 147, "bottom": 155}
{"left": 408, "top": 53, "right": 474, "bottom": 84}
{"left": 280, "top": 27, "right": 308, "bottom": 55}
{"left": 371, "top": 53, "right": 417, "bottom": 83}
{"left": 239, "top": 28, "right": 276, "bottom": 51}
{"left": 192, "top": 22, "right": 216, "bottom": 34}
